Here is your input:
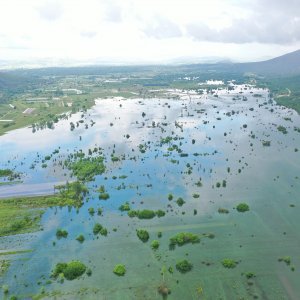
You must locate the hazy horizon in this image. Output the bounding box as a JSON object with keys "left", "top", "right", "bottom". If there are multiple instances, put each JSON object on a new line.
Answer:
{"left": 1, "top": 0, "right": 300, "bottom": 69}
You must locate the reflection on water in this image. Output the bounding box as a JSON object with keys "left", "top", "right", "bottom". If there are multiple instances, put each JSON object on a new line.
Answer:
{"left": 0, "top": 85, "right": 300, "bottom": 299}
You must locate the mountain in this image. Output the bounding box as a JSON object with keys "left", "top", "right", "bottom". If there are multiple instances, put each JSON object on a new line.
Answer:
{"left": 236, "top": 49, "right": 300, "bottom": 76}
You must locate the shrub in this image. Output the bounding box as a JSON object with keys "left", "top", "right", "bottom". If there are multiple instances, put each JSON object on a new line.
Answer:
{"left": 218, "top": 208, "right": 229, "bottom": 214}
{"left": 76, "top": 234, "right": 85, "bottom": 243}
{"left": 88, "top": 207, "right": 95, "bottom": 215}
{"left": 137, "top": 209, "right": 156, "bottom": 219}
{"left": 176, "top": 260, "right": 193, "bottom": 273}
{"left": 156, "top": 210, "right": 166, "bottom": 217}
{"left": 56, "top": 229, "right": 68, "bottom": 238}
{"left": 113, "top": 264, "right": 126, "bottom": 276}
{"left": 176, "top": 197, "right": 185, "bottom": 207}
{"left": 169, "top": 232, "right": 200, "bottom": 247}
{"left": 136, "top": 229, "right": 149, "bottom": 242}
{"left": 100, "top": 227, "right": 108, "bottom": 236}
{"left": 93, "top": 223, "right": 103, "bottom": 235}
{"left": 236, "top": 203, "right": 249, "bottom": 212}
{"left": 222, "top": 259, "right": 237, "bottom": 268}
{"left": 168, "top": 194, "right": 173, "bottom": 201}
{"left": 99, "top": 193, "right": 110, "bottom": 200}
{"left": 151, "top": 240, "right": 160, "bottom": 250}
{"left": 278, "top": 256, "right": 291, "bottom": 265}
{"left": 245, "top": 272, "right": 255, "bottom": 279}
{"left": 128, "top": 210, "right": 137, "bottom": 218}
{"left": 52, "top": 261, "right": 86, "bottom": 280}
{"left": 119, "top": 202, "right": 130, "bottom": 211}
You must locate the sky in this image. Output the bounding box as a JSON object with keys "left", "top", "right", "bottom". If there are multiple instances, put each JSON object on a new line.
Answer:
{"left": 0, "top": 0, "right": 300, "bottom": 67}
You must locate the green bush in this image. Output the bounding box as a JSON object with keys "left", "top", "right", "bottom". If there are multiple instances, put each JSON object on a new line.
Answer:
{"left": 222, "top": 259, "right": 237, "bottom": 268}
{"left": 218, "top": 208, "right": 229, "bottom": 214}
{"left": 113, "top": 264, "right": 126, "bottom": 276}
{"left": 156, "top": 210, "right": 166, "bottom": 217}
{"left": 93, "top": 223, "right": 103, "bottom": 235}
{"left": 176, "top": 197, "right": 185, "bottom": 206}
{"left": 151, "top": 240, "right": 160, "bottom": 250}
{"left": 236, "top": 203, "right": 249, "bottom": 212}
{"left": 99, "top": 193, "right": 110, "bottom": 200}
{"left": 56, "top": 229, "right": 68, "bottom": 238}
{"left": 168, "top": 194, "right": 173, "bottom": 201}
{"left": 76, "top": 234, "right": 85, "bottom": 243}
{"left": 136, "top": 229, "right": 149, "bottom": 242}
{"left": 176, "top": 260, "right": 193, "bottom": 273}
{"left": 88, "top": 207, "right": 95, "bottom": 215}
{"left": 137, "top": 209, "right": 156, "bottom": 219}
{"left": 119, "top": 202, "right": 130, "bottom": 211}
{"left": 52, "top": 260, "right": 86, "bottom": 280}
{"left": 169, "top": 232, "right": 200, "bottom": 247}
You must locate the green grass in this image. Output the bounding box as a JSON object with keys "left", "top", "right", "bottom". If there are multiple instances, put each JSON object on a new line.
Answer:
{"left": 0, "top": 249, "right": 32, "bottom": 256}
{"left": 0, "top": 260, "right": 10, "bottom": 277}
{"left": 0, "top": 181, "right": 87, "bottom": 237}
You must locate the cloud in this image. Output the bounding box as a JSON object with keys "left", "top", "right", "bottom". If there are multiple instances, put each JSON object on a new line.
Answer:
{"left": 103, "top": 0, "right": 123, "bottom": 23}
{"left": 142, "top": 15, "right": 182, "bottom": 39}
{"left": 80, "top": 31, "right": 97, "bottom": 39}
{"left": 37, "top": 1, "right": 63, "bottom": 22}
{"left": 186, "top": 1, "right": 300, "bottom": 45}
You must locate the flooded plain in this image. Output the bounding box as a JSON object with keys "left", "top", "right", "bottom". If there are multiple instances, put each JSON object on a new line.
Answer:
{"left": 0, "top": 84, "right": 300, "bottom": 299}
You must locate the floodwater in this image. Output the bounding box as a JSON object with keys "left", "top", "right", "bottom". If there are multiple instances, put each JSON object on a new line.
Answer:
{"left": 0, "top": 84, "right": 300, "bottom": 299}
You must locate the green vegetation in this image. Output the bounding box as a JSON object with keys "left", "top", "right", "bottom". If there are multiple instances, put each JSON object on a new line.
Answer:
{"left": 52, "top": 261, "right": 87, "bottom": 280}
{"left": 222, "top": 259, "right": 237, "bottom": 268}
{"left": 278, "top": 256, "right": 291, "bottom": 266}
{"left": 151, "top": 240, "right": 160, "bottom": 250}
{"left": 244, "top": 272, "right": 255, "bottom": 279}
{"left": 136, "top": 229, "right": 149, "bottom": 242}
{"left": 218, "top": 208, "right": 229, "bottom": 214}
{"left": 236, "top": 203, "right": 250, "bottom": 212}
{"left": 113, "top": 264, "right": 126, "bottom": 276}
{"left": 56, "top": 229, "right": 68, "bottom": 238}
{"left": 0, "top": 169, "right": 13, "bottom": 177}
{"left": 127, "top": 209, "right": 166, "bottom": 219}
{"left": 176, "top": 197, "right": 185, "bottom": 206}
{"left": 169, "top": 232, "right": 200, "bottom": 248}
{"left": 176, "top": 260, "right": 193, "bottom": 273}
{"left": 277, "top": 125, "right": 288, "bottom": 134}
{"left": 76, "top": 234, "right": 85, "bottom": 243}
{"left": 119, "top": 202, "right": 130, "bottom": 211}
{"left": 88, "top": 207, "right": 95, "bottom": 215}
{"left": 168, "top": 193, "right": 173, "bottom": 201}
{"left": 0, "top": 260, "right": 10, "bottom": 277}
{"left": 93, "top": 223, "right": 107, "bottom": 236}
{"left": 99, "top": 193, "right": 110, "bottom": 200}
{"left": 0, "top": 183, "right": 87, "bottom": 237}
{"left": 65, "top": 156, "right": 105, "bottom": 181}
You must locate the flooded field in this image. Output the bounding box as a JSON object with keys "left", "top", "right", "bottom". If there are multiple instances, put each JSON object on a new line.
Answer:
{"left": 0, "top": 84, "right": 300, "bottom": 299}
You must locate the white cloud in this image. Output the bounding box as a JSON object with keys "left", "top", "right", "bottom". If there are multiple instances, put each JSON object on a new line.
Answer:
{"left": 37, "top": 1, "right": 63, "bottom": 21}
{"left": 0, "top": 0, "right": 299, "bottom": 66}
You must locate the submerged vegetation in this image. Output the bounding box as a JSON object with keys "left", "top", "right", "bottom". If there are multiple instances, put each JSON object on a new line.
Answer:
{"left": 65, "top": 155, "right": 105, "bottom": 181}
{"left": 128, "top": 209, "right": 166, "bottom": 219}
{"left": 222, "top": 259, "right": 237, "bottom": 268}
{"left": 176, "top": 260, "right": 193, "bottom": 273}
{"left": 169, "top": 232, "right": 200, "bottom": 248}
{"left": 236, "top": 203, "right": 250, "bottom": 212}
{"left": 52, "top": 261, "right": 87, "bottom": 280}
{"left": 113, "top": 264, "right": 126, "bottom": 276}
{"left": 136, "top": 229, "right": 149, "bottom": 242}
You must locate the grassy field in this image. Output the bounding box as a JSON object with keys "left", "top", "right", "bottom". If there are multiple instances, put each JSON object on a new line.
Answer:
{"left": 261, "top": 75, "right": 300, "bottom": 114}
{"left": 0, "top": 182, "right": 87, "bottom": 237}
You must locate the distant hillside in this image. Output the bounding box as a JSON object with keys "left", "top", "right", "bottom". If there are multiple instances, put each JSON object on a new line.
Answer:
{"left": 236, "top": 49, "right": 300, "bottom": 76}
